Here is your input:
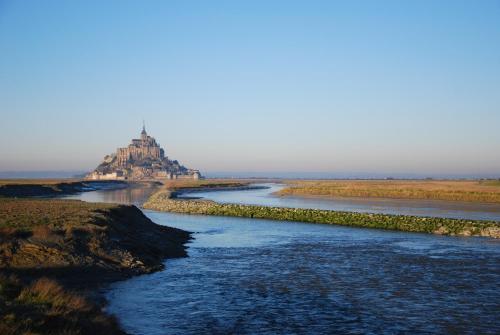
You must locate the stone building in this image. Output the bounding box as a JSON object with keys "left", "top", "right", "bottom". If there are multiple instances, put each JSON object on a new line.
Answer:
{"left": 116, "top": 126, "right": 163, "bottom": 166}
{"left": 86, "top": 125, "right": 202, "bottom": 181}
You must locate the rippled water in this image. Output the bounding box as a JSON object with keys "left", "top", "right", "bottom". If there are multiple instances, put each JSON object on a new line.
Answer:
{"left": 72, "top": 186, "right": 500, "bottom": 334}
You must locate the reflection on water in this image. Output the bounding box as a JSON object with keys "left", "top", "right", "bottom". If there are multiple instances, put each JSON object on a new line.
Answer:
{"left": 69, "top": 186, "right": 500, "bottom": 335}
{"left": 64, "top": 184, "right": 158, "bottom": 206}
{"left": 180, "top": 183, "right": 500, "bottom": 221}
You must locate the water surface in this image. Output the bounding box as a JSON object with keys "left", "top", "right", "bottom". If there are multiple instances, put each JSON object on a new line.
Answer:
{"left": 179, "top": 183, "right": 500, "bottom": 221}
{"left": 64, "top": 184, "right": 157, "bottom": 205}
{"left": 73, "top": 185, "right": 499, "bottom": 334}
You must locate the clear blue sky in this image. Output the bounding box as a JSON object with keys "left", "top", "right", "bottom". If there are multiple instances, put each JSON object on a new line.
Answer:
{"left": 1, "top": 0, "right": 499, "bottom": 177}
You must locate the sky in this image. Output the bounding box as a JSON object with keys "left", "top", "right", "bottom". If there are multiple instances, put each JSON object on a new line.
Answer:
{"left": 0, "top": 0, "right": 499, "bottom": 178}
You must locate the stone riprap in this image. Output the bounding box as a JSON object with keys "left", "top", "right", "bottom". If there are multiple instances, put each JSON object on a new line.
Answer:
{"left": 144, "top": 190, "right": 500, "bottom": 238}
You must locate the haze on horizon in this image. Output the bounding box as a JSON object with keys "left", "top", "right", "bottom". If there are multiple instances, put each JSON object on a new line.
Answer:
{"left": 1, "top": 1, "right": 499, "bottom": 178}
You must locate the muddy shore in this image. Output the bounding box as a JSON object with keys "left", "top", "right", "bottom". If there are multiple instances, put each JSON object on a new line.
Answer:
{"left": 0, "top": 197, "right": 191, "bottom": 334}
{"left": 0, "top": 180, "right": 131, "bottom": 198}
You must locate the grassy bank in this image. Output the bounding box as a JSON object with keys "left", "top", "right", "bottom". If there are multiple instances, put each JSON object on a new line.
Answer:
{"left": 277, "top": 180, "right": 500, "bottom": 203}
{"left": 0, "top": 178, "right": 84, "bottom": 185}
{"left": 0, "top": 275, "right": 124, "bottom": 335}
{"left": 144, "top": 190, "right": 500, "bottom": 238}
{"left": 0, "top": 198, "right": 191, "bottom": 334}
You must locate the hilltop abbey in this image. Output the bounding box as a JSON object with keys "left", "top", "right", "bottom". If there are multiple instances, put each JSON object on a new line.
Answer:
{"left": 87, "top": 125, "right": 201, "bottom": 180}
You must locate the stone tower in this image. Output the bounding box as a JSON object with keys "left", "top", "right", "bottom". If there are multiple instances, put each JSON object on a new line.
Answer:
{"left": 141, "top": 121, "right": 147, "bottom": 141}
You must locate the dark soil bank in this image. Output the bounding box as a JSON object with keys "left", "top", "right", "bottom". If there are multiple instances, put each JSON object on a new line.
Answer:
{"left": 0, "top": 180, "right": 128, "bottom": 198}
{"left": 0, "top": 199, "right": 191, "bottom": 335}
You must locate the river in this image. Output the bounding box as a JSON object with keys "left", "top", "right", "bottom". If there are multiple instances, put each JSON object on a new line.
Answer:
{"left": 68, "top": 184, "right": 500, "bottom": 334}
{"left": 178, "top": 183, "right": 500, "bottom": 221}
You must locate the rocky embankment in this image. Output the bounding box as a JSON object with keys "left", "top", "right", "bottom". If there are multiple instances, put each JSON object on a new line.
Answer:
{"left": 144, "top": 190, "right": 500, "bottom": 238}
{"left": 0, "top": 198, "right": 191, "bottom": 334}
{"left": 0, "top": 180, "right": 127, "bottom": 198}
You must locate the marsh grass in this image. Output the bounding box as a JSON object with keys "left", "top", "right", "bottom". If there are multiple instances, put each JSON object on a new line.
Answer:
{"left": 0, "top": 198, "right": 115, "bottom": 232}
{"left": 0, "top": 197, "right": 190, "bottom": 335}
{"left": 479, "top": 179, "right": 500, "bottom": 187}
{"left": 17, "top": 278, "right": 91, "bottom": 312}
{"left": 277, "top": 180, "right": 500, "bottom": 203}
{"left": 0, "top": 179, "right": 82, "bottom": 186}
{"left": 0, "top": 275, "right": 122, "bottom": 335}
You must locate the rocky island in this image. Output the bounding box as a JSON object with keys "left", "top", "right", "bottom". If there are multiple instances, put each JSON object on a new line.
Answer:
{"left": 87, "top": 124, "right": 201, "bottom": 181}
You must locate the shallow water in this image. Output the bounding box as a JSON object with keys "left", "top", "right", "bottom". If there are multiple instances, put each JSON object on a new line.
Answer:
{"left": 72, "top": 185, "right": 499, "bottom": 334}
{"left": 179, "top": 183, "right": 500, "bottom": 221}
{"left": 64, "top": 184, "right": 158, "bottom": 205}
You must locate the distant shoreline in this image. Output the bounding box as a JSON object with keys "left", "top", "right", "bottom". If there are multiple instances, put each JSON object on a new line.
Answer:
{"left": 0, "top": 179, "right": 128, "bottom": 198}
{"left": 4, "top": 177, "right": 500, "bottom": 204}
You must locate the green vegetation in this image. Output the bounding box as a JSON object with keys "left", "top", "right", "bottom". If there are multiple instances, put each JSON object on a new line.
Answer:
{"left": 277, "top": 180, "right": 500, "bottom": 203}
{"left": 144, "top": 190, "right": 500, "bottom": 238}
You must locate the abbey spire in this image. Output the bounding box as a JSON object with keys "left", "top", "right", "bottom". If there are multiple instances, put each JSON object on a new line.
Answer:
{"left": 141, "top": 121, "right": 147, "bottom": 140}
